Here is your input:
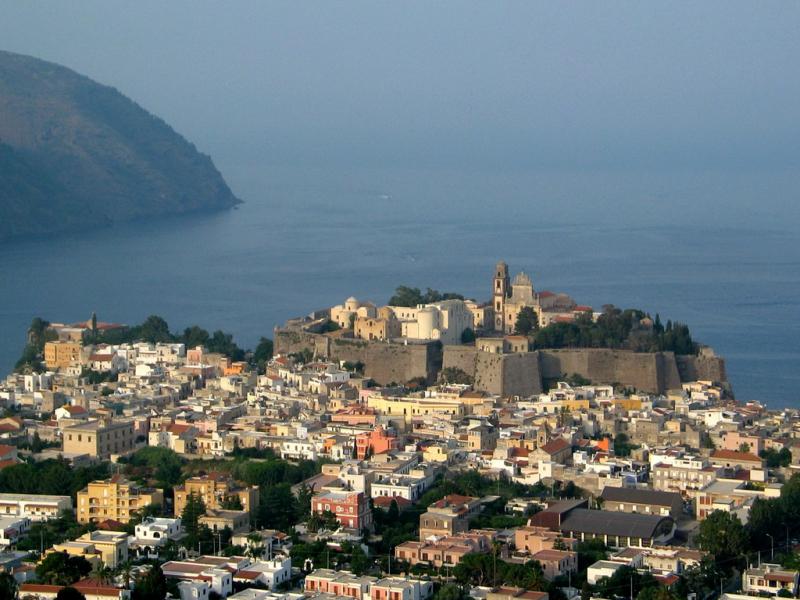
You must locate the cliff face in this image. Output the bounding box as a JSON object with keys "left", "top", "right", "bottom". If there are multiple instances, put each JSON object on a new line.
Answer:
{"left": 0, "top": 50, "right": 241, "bottom": 240}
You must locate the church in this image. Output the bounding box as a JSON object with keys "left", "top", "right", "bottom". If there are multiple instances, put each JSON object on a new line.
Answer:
{"left": 491, "top": 261, "right": 578, "bottom": 334}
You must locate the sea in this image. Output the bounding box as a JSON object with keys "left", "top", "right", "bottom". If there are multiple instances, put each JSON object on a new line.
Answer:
{"left": 1, "top": 164, "right": 798, "bottom": 408}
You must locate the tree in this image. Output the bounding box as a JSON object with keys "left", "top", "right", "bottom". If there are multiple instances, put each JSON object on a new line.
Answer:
{"left": 258, "top": 484, "right": 298, "bottom": 532}
{"left": 438, "top": 367, "right": 473, "bottom": 386}
{"left": 434, "top": 583, "right": 469, "bottom": 600}
{"left": 695, "top": 510, "right": 747, "bottom": 573}
{"left": 252, "top": 337, "right": 274, "bottom": 373}
{"left": 36, "top": 552, "right": 92, "bottom": 585}
{"left": 137, "top": 315, "right": 172, "bottom": 343}
{"left": 56, "top": 588, "right": 86, "bottom": 600}
{"left": 636, "top": 587, "right": 680, "bottom": 600}
{"left": 595, "top": 566, "right": 658, "bottom": 600}
{"left": 131, "top": 565, "right": 167, "bottom": 600}
{"left": 181, "top": 325, "right": 210, "bottom": 349}
{"left": 0, "top": 572, "right": 18, "bottom": 600}
{"left": 613, "top": 433, "right": 634, "bottom": 457}
{"left": 387, "top": 499, "right": 400, "bottom": 522}
{"left": 460, "top": 328, "right": 476, "bottom": 344}
{"left": 350, "top": 545, "right": 370, "bottom": 576}
{"left": 514, "top": 307, "right": 539, "bottom": 336}
{"left": 580, "top": 581, "right": 591, "bottom": 600}
{"left": 181, "top": 492, "right": 207, "bottom": 543}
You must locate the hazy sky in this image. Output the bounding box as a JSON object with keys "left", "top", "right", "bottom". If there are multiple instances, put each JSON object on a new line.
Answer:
{"left": 1, "top": 2, "right": 799, "bottom": 170}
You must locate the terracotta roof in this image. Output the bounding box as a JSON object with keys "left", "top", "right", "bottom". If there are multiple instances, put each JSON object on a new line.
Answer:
{"left": 711, "top": 449, "right": 762, "bottom": 462}
{"left": 540, "top": 438, "right": 571, "bottom": 454}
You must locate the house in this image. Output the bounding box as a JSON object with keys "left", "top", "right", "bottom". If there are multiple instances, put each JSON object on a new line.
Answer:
{"left": 199, "top": 509, "right": 249, "bottom": 534}
{"left": 710, "top": 449, "right": 764, "bottom": 471}
{"left": 529, "top": 549, "right": 577, "bottom": 580}
{"left": 174, "top": 474, "right": 259, "bottom": 517}
{"left": 530, "top": 438, "right": 572, "bottom": 465}
{"left": 355, "top": 427, "right": 401, "bottom": 459}
{"left": 162, "top": 556, "right": 245, "bottom": 598}
{"left": 232, "top": 556, "right": 292, "bottom": 591}
{"left": 50, "top": 530, "right": 129, "bottom": 568}
{"left": 0, "top": 516, "right": 31, "bottom": 547}
{"left": 63, "top": 420, "right": 136, "bottom": 459}
{"left": 132, "top": 517, "right": 182, "bottom": 552}
{"left": 600, "top": 488, "right": 684, "bottom": 519}
{"left": 304, "top": 568, "right": 375, "bottom": 600}
{"left": 371, "top": 577, "right": 434, "bottom": 600}
{"left": 418, "top": 494, "right": 480, "bottom": 540}
{"left": 20, "top": 579, "right": 130, "bottom": 600}
{"left": 742, "top": 563, "right": 799, "bottom": 597}
{"left": 485, "top": 587, "right": 549, "bottom": 600}
{"left": 312, "top": 491, "right": 373, "bottom": 532}
{"left": 394, "top": 531, "right": 493, "bottom": 567}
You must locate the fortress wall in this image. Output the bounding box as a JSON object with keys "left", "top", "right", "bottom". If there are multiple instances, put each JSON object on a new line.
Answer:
{"left": 442, "top": 346, "right": 480, "bottom": 377}
{"left": 537, "top": 349, "right": 668, "bottom": 393}
{"left": 274, "top": 329, "right": 437, "bottom": 385}
{"left": 442, "top": 347, "right": 542, "bottom": 397}
{"left": 676, "top": 354, "right": 727, "bottom": 385}
{"left": 500, "top": 353, "right": 543, "bottom": 397}
{"left": 277, "top": 327, "right": 729, "bottom": 396}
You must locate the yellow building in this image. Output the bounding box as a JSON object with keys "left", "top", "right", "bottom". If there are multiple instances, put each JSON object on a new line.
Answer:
{"left": 198, "top": 509, "right": 249, "bottom": 533}
{"left": 366, "top": 394, "right": 467, "bottom": 425}
{"left": 49, "top": 530, "right": 129, "bottom": 568}
{"left": 76, "top": 478, "right": 163, "bottom": 525}
{"left": 173, "top": 474, "right": 259, "bottom": 517}
{"left": 63, "top": 420, "right": 136, "bottom": 459}
{"left": 354, "top": 307, "right": 400, "bottom": 342}
{"left": 44, "top": 341, "right": 82, "bottom": 370}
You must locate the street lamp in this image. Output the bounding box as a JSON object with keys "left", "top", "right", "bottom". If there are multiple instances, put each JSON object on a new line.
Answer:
{"left": 766, "top": 533, "right": 774, "bottom": 562}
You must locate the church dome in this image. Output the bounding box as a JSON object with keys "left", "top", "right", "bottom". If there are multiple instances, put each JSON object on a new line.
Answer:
{"left": 513, "top": 272, "right": 532, "bottom": 287}
{"left": 345, "top": 297, "right": 359, "bottom": 310}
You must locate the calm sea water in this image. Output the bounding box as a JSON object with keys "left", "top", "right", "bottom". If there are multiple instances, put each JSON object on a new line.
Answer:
{"left": 1, "top": 165, "right": 798, "bottom": 407}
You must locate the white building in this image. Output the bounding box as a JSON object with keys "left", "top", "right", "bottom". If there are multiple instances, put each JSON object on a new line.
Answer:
{"left": 0, "top": 493, "right": 72, "bottom": 521}
{"left": 133, "top": 517, "right": 182, "bottom": 547}
{"left": 370, "top": 475, "right": 430, "bottom": 502}
{"left": 370, "top": 578, "right": 434, "bottom": 600}
{"left": 389, "top": 300, "right": 473, "bottom": 345}
{"left": 178, "top": 581, "right": 210, "bottom": 600}
{"left": 233, "top": 556, "right": 292, "bottom": 591}
{"left": 0, "top": 515, "right": 31, "bottom": 547}
{"left": 742, "top": 563, "right": 800, "bottom": 597}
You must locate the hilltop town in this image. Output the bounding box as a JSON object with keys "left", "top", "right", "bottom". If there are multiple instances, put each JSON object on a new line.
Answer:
{"left": 0, "top": 263, "right": 798, "bottom": 600}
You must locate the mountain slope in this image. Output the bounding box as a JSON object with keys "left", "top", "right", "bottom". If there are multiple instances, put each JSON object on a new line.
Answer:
{"left": 0, "top": 50, "right": 241, "bottom": 239}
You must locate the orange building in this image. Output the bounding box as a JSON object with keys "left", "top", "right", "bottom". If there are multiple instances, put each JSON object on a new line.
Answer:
{"left": 355, "top": 427, "right": 401, "bottom": 459}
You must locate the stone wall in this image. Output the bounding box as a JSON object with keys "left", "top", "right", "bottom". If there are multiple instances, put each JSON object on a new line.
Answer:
{"left": 442, "top": 347, "right": 542, "bottom": 397}
{"left": 537, "top": 349, "right": 683, "bottom": 394}
{"left": 274, "top": 328, "right": 441, "bottom": 385}
{"left": 276, "top": 327, "right": 728, "bottom": 396}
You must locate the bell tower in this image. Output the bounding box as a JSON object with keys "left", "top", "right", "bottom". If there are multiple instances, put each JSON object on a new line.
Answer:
{"left": 493, "top": 261, "right": 510, "bottom": 332}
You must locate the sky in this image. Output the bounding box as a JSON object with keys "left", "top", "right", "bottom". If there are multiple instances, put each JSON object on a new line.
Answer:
{"left": 1, "top": 1, "right": 799, "bottom": 173}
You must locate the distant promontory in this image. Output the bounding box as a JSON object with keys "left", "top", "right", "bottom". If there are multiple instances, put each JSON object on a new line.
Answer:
{"left": 0, "top": 50, "right": 241, "bottom": 240}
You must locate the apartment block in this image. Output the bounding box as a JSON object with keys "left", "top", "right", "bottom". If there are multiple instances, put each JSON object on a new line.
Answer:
{"left": 76, "top": 478, "right": 163, "bottom": 524}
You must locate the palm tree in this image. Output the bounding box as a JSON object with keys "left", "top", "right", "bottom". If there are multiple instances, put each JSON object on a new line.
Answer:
{"left": 93, "top": 564, "right": 114, "bottom": 586}
{"left": 116, "top": 561, "right": 134, "bottom": 589}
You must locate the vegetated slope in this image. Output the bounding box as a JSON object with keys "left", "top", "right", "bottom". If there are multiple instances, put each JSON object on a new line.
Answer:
{"left": 0, "top": 49, "right": 241, "bottom": 239}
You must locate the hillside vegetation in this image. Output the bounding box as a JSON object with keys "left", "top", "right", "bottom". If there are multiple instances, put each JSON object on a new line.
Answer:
{"left": 0, "top": 50, "right": 240, "bottom": 240}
